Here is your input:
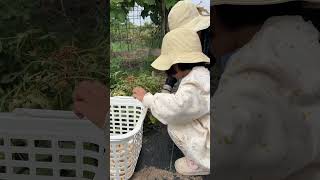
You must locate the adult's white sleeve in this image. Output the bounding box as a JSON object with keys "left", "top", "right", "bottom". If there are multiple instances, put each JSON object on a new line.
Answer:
{"left": 212, "top": 70, "right": 315, "bottom": 180}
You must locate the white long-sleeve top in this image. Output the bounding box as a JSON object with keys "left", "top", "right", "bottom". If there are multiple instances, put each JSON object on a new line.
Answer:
{"left": 143, "top": 66, "right": 210, "bottom": 168}
{"left": 212, "top": 16, "right": 320, "bottom": 180}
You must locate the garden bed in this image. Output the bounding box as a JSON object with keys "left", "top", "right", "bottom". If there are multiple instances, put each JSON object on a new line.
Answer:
{"left": 0, "top": 0, "right": 108, "bottom": 112}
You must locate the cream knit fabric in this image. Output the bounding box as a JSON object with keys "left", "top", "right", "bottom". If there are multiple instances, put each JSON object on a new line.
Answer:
{"left": 212, "top": 16, "right": 320, "bottom": 180}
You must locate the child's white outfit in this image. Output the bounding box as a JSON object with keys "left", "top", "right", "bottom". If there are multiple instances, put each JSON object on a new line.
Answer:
{"left": 212, "top": 15, "right": 320, "bottom": 180}
{"left": 143, "top": 66, "right": 210, "bottom": 170}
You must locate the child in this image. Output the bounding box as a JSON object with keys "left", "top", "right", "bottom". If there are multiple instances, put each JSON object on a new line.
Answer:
{"left": 133, "top": 28, "right": 210, "bottom": 176}
{"left": 161, "top": 0, "right": 211, "bottom": 94}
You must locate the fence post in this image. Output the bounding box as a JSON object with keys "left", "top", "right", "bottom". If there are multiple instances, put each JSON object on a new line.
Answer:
{"left": 161, "top": 0, "right": 167, "bottom": 36}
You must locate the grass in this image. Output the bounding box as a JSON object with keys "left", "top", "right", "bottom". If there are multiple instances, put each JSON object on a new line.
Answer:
{"left": 110, "top": 61, "right": 163, "bottom": 96}
{"left": 111, "top": 42, "right": 128, "bottom": 52}
{"left": 111, "top": 41, "right": 148, "bottom": 53}
{"left": 0, "top": 0, "right": 108, "bottom": 112}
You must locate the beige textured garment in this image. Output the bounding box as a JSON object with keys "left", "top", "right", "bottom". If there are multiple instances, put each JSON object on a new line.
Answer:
{"left": 212, "top": 16, "right": 320, "bottom": 180}
{"left": 211, "top": 0, "right": 320, "bottom": 6}
{"left": 143, "top": 66, "right": 210, "bottom": 169}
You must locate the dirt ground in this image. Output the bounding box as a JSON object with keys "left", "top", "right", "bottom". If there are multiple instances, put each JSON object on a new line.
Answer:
{"left": 131, "top": 167, "right": 203, "bottom": 180}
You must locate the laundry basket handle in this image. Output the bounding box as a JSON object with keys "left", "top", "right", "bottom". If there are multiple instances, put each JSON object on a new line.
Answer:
{"left": 112, "top": 96, "right": 135, "bottom": 100}
{"left": 111, "top": 96, "right": 146, "bottom": 107}
{"left": 12, "top": 108, "right": 78, "bottom": 120}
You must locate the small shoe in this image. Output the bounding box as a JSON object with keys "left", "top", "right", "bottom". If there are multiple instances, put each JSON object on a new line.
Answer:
{"left": 174, "top": 157, "right": 210, "bottom": 176}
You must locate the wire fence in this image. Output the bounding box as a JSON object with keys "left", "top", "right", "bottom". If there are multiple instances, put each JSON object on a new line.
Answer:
{"left": 111, "top": 4, "right": 163, "bottom": 60}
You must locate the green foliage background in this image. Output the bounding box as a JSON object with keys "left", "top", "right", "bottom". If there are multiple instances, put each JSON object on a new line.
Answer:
{"left": 111, "top": 0, "right": 179, "bottom": 25}
{"left": 0, "top": 0, "right": 108, "bottom": 112}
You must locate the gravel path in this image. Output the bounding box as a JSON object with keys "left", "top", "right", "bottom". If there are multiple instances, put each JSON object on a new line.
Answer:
{"left": 132, "top": 167, "right": 203, "bottom": 180}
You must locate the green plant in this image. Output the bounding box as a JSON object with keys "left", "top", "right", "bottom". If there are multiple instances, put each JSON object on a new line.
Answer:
{"left": 0, "top": 1, "right": 108, "bottom": 112}
{"left": 111, "top": 73, "right": 162, "bottom": 96}
{"left": 0, "top": 36, "right": 108, "bottom": 112}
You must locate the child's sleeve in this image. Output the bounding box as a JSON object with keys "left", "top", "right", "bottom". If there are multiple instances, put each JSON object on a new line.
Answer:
{"left": 142, "top": 83, "right": 209, "bottom": 125}
{"left": 212, "top": 69, "right": 316, "bottom": 179}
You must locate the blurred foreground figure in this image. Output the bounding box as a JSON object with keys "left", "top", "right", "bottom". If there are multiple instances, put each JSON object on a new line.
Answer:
{"left": 211, "top": 0, "right": 320, "bottom": 179}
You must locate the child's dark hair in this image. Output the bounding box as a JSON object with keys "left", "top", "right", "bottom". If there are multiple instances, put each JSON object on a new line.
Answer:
{"left": 213, "top": 1, "right": 303, "bottom": 31}
{"left": 166, "top": 62, "right": 208, "bottom": 76}
{"left": 213, "top": 1, "right": 320, "bottom": 32}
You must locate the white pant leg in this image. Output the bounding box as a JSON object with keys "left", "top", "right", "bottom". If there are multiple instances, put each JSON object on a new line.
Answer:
{"left": 167, "top": 125, "right": 189, "bottom": 157}
{"left": 167, "top": 123, "right": 210, "bottom": 170}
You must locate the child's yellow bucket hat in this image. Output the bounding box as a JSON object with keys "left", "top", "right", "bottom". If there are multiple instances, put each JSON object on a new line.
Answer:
{"left": 211, "top": 0, "right": 320, "bottom": 5}
{"left": 168, "top": 0, "right": 210, "bottom": 32}
{"left": 151, "top": 28, "right": 210, "bottom": 71}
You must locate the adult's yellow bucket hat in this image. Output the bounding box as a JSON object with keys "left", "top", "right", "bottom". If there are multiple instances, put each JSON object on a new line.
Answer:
{"left": 151, "top": 28, "right": 210, "bottom": 71}
{"left": 168, "top": 0, "right": 210, "bottom": 32}
{"left": 211, "top": 0, "right": 320, "bottom": 5}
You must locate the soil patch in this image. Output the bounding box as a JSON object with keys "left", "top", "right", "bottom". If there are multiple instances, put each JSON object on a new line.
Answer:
{"left": 131, "top": 167, "right": 203, "bottom": 180}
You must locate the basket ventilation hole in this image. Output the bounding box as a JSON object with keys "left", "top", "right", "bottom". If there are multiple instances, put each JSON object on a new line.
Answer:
{"left": 10, "top": 139, "right": 27, "bottom": 147}
{"left": 13, "top": 167, "right": 29, "bottom": 175}
{"left": 36, "top": 168, "right": 53, "bottom": 176}
{"left": 35, "top": 154, "right": 52, "bottom": 162}
{"left": 0, "top": 166, "right": 6, "bottom": 173}
{"left": 60, "top": 169, "right": 76, "bottom": 177}
{"left": 60, "top": 155, "right": 76, "bottom": 163}
{"left": 83, "top": 157, "right": 98, "bottom": 167}
{"left": 12, "top": 153, "right": 29, "bottom": 161}
{"left": 58, "top": 141, "right": 75, "bottom": 149}
{"left": 83, "top": 142, "right": 99, "bottom": 152}
{"left": 0, "top": 138, "right": 3, "bottom": 146}
{"left": 34, "top": 140, "right": 52, "bottom": 148}
{"left": 83, "top": 170, "right": 95, "bottom": 179}
{"left": 0, "top": 152, "right": 4, "bottom": 160}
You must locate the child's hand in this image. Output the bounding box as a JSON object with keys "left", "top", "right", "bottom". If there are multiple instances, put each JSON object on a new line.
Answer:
{"left": 133, "top": 87, "right": 146, "bottom": 102}
{"left": 73, "top": 81, "right": 109, "bottom": 129}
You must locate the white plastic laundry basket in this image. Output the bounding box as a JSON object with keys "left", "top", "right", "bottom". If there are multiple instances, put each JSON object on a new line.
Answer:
{"left": 110, "top": 96, "right": 147, "bottom": 180}
{"left": 0, "top": 109, "right": 107, "bottom": 180}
